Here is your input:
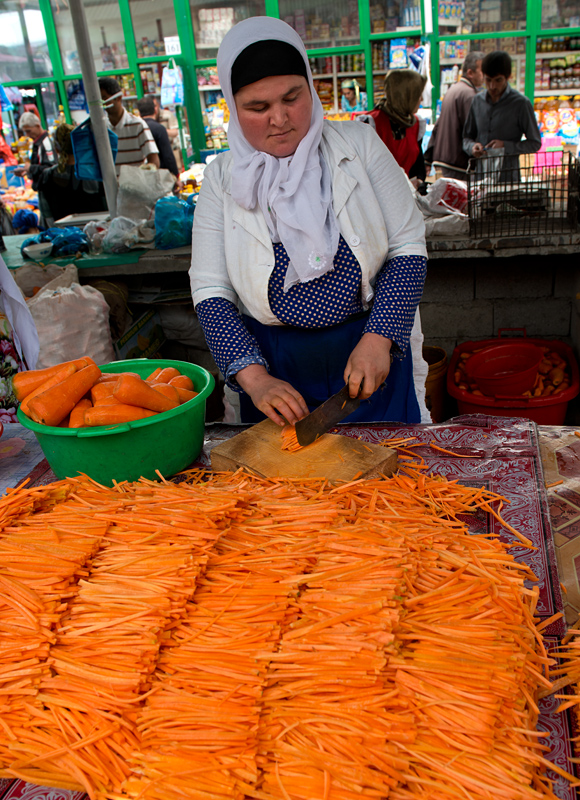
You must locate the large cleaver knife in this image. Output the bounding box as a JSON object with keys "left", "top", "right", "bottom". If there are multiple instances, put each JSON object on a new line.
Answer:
{"left": 294, "top": 385, "right": 361, "bottom": 447}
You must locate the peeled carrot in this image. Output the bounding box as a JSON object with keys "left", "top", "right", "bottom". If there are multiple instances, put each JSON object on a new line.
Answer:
{"left": 97, "top": 372, "right": 140, "bottom": 383}
{"left": 113, "top": 374, "right": 178, "bottom": 413}
{"left": 20, "top": 363, "right": 78, "bottom": 418}
{"left": 145, "top": 367, "right": 163, "bottom": 384}
{"left": 84, "top": 403, "right": 157, "bottom": 426}
{"left": 149, "top": 367, "right": 180, "bottom": 385}
{"left": 12, "top": 358, "right": 93, "bottom": 401}
{"left": 174, "top": 386, "right": 198, "bottom": 404}
{"left": 69, "top": 398, "right": 93, "bottom": 428}
{"left": 153, "top": 383, "right": 180, "bottom": 405}
{"left": 90, "top": 382, "right": 115, "bottom": 404}
{"left": 169, "top": 374, "right": 194, "bottom": 391}
{"left": 28, "top": 364, "right": 102, "bottom": 427}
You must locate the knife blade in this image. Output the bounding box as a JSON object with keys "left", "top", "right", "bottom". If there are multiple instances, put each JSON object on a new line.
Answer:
{"left": 294, "top": 385, "right": 361, "bottom": 447}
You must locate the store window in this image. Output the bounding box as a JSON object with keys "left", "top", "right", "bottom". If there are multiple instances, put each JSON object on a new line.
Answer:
{"left": 541, "top": 0, "right": 580, "bottom": 29}
{"left": 371, "top": 38, "right": 422, "bottom": 99}
{"left": 189, "top": 1, "right": 265, "bottom": 61}
{"left": 0, "top": 0, "right": 51, "bottom": 82}
{"left": 130, "top": 0, "right": 178, "bottom": 57}
{"left": 50, "top": 0, "right": 128, "bottom": 74}
{"left": 437, "top": 0, "right": 526, "bottom": 35}
{"left": 278, "top": 0, "right": 360, "bottom": 46}
{"left": 438, "top": 37, "right": 526, "bottom": 100}
{"left": 40, "top": 82, "right": 60, "bottom": 126}
{"left": 369, "top": 1, "right": 421, "bottom": 33}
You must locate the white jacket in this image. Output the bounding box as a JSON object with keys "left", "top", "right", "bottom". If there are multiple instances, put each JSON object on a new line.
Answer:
{"left": 190, "top": 120, "right": 427, "bottom": 321}
{"left": 189, "top": 120, "right": 431, "bottom": 423}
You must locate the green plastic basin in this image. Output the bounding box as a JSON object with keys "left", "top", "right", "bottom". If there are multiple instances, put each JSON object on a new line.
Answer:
{"left": 17, "top": 358, "right": 215, "bottom": 486}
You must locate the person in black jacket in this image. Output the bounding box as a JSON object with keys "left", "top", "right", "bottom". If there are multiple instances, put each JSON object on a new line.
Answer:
{"left": 14, "top": 112, "right": 56, "bottom": 191}
{"left": 136, "top": 96, "right": 179, "bottom": 178}
{"left": 36, "top": 124, "right": 107, "bottom": 226}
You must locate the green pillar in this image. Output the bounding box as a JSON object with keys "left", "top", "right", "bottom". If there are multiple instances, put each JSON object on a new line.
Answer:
{"left": 119, "top": 0, "right": 144, "bottom": 96}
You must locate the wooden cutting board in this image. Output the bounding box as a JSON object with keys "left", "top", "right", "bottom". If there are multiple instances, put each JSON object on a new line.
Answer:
{"left": 210, "top": 419, "right": 397, "bottom": 481}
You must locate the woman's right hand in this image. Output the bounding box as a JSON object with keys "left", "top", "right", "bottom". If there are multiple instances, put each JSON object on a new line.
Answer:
{"left": 235, "top": 364, "right": 309, "bottom": 427}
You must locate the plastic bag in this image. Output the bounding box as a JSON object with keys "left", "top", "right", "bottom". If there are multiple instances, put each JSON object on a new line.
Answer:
{"left": 160, "top": 58, "right": 184, "bottom": 107}
{"left": 102, "top": 216, "right": 155, "bottom": 254}
{"left": 84, "top": 220, "right": 109, "bottom": 254}
{"left": 70, "top": 118, "right": 118, "bottom": 182}
{"left": 117, "top": 165, "right": 175, "bottom": 222}
{"left": 27, "top": 268, "right": 115, "bottom": 369}
{"left": 154, "top": 195, "right": 194, "bottom": 249}
{"left": 423, "top": 178, "right": 468, "bottom": 216}
{"left": 21, "top": 226, "right": 90, "bottom": 258}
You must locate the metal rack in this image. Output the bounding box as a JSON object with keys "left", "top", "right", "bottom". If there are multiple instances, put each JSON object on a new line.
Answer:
{"left": 467, "top": 150, "right": 580, "bottom": 238}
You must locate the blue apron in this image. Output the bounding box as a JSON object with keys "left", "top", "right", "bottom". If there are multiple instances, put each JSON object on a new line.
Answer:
{"left": 239, "top": 313, "right": 420, "bottom": 425}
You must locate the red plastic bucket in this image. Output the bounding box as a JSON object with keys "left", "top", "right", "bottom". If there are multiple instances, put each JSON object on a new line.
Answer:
{"left": 447, "top": 337, "right": 579, "bottom": 424}
{"left": 464, "top": 343, "right": 544, "bottom": 396}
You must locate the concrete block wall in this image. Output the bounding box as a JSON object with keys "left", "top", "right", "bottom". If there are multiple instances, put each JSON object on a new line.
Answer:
{"left": 421, "top": 253, "right": 577, "bottom": 359}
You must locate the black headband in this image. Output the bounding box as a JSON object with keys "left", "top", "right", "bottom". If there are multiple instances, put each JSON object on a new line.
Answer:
{"left": 231, "top": 39, "right": 308, "bottom": 94}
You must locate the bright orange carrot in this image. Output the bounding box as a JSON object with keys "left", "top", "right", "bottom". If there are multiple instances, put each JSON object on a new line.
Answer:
{"left": 68, "top": 398, "right": 93, "bottom": 428}
{"left": 145, "top": 367, "right": 163, "bottom": 384}
{"left": 169, "top": 375, "right": 194, "bottom": 391}
{"left": 174, "top": 386, "right": 198, "bottom": 404}
{"left": 281, "top": 424, "right": 303, "bottom": 452}
{"left": 153, "top": 383, "right": 180, "bottom": 405}
{"left": 149, "top": 367, "right": 180, "bottom": 385}
{"left": 97, "top": 372, "right": 140, "bottom": 383}
{"left": 27, "top": 364, "right": 102, "bottom": 427}
{"left": 12, "top": 358, "right": 93, "bottom": 401}
{"left": 112, "top": 374, "right": 178, "bottom": 413}
{"left": 90, "top": 382, "right": 115, "bottom": 404}
{"left": 19, "top": 363, "right": 78, "bottom": 418}
{"left": 84, "top": 404, "right": 157, "bottom": 426}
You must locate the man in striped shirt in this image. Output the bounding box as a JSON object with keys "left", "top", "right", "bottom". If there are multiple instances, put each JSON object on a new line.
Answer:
{"left": 99, "top": 77, "right": 160, "bottom": 174}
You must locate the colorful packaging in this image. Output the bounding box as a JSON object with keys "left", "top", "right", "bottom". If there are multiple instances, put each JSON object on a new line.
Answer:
{"left": 389, "top": 38, "right": 408, "bottom": 69}
{"left": 542, "top": 97, "right": 560, "bottom": 135}
{"left": 558, "top": 96, "right": 578, "bottom": 140}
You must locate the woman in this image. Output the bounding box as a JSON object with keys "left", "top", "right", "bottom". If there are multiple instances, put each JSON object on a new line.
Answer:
{"left": 341, "top": 79, "right": 367, "bottom": 114}
{"left": 364, "top": 69, "right": 427, "bottom": 187}
{"left": 190, "top": 16, "right": 429, "bottom": 427}
{"left": 36, "top": 124, "right": 107, "bottom": 226}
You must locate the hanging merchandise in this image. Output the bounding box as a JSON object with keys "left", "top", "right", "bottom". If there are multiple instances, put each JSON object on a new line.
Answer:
{"left": 389, "top": 39, "right": 408, "bottom": 69}
{"left": 70, "top": 118, "right": 118, "bottom": 182}
{"left": 0, "top": 85, "right": 13, "bottom": 113}
{"left": 160, "top": 58, "right": 185, "bottom": 107}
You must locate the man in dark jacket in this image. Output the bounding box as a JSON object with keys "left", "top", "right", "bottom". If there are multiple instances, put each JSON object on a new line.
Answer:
{"left": 136, "top": 96, "right": 179, "bottom": 178}
{"left": 14, "top": 111, "right": 56, "bottom": 191}
{"left": 425, "top": 51, "right": 485, "bottom": 180}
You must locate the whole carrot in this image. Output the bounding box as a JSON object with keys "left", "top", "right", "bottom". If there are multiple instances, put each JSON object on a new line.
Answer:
{"left": 28, "top": 364, "right": 102, "bottom": 427}
{"left": 113, "top": 374, "right": 179, "bottom": 413}
{"left": 84, "top": 404, "right": 157, "bottom": 427}
{"left": 169, "top": 375, "right": 194, "bottom": 391}
{"left": 68, "top": 398, "right": 93, "bottom": 428}
{"left": 12, "top": 357, "right": 93, "bottom": 401}
{"left": 20, "top": 363, "right": 78, "bottom": 418}
{"left": 149, "top": 367, "right": 180, "bottom": 385}
{"left": 174, "top": 386, "right": 198, "bottom": 404}
{"left": 153, "top": 383, "right": 180, "bottom": 405}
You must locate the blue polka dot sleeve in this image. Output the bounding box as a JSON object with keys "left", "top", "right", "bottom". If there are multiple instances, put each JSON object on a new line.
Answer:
{"left": 364, "top": 254, "right": 426, "bottom": 358}
{"left": 196, "top": 297, "right": 268, "bottom": 390}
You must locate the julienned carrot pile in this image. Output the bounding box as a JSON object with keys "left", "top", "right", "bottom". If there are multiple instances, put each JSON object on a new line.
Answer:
{"left": 0, "top": 469, "right": 576, "bottom": 799}
{"left": 13, "top": 362, "right": 199, "bottom": 428}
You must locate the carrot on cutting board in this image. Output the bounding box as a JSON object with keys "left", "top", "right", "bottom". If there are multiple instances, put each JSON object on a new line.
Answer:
{"left": 149, "top": 367, "right": 180, "bottom": 385}
{"left": 27, "top": 364, "right": 102, "bottom": 427}
{"left": 169, "top": 374, "right": 194, "bottom": 391}
{"left": 153, "top": 383, "right": 180, "bottom": 405}
{"left": 174, "top": 386, "right": 198, "bottom": 404}
{"left": 19, "top": 363, "right": 78, "bottom": 418}
{"left": 113, "top": 374, "right": 179, "bottom": 413}
{"left": 84, "top": 404, "right": 157, "bottom": 427}
{"left": 69, "top": 398, "right": 93, "bottom": 428}
{"left": 12, "top": 357, "right": 94, "bottom": 401}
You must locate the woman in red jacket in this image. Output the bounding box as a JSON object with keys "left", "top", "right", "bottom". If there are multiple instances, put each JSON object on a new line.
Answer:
{"left": 364, "top": 69, "right": 427, "bottom": 188}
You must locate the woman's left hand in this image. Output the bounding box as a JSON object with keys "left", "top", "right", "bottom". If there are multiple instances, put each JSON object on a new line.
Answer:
{"left": 344, "top": 333, "right": 392, "bottom": 399}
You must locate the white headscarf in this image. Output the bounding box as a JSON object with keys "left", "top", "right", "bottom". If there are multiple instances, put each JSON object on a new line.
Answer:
{"left": 217, "top": 16, "right": 340, "bottom": 290}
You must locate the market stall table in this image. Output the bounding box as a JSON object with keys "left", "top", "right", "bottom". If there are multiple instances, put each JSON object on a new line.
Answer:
{"left": 0, "top": 413, "right": 578, "bottom": 799}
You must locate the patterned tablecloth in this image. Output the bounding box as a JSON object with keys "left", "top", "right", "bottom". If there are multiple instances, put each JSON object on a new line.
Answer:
{"left": 0, "top": 413, "right": 577, "bottom": 799}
